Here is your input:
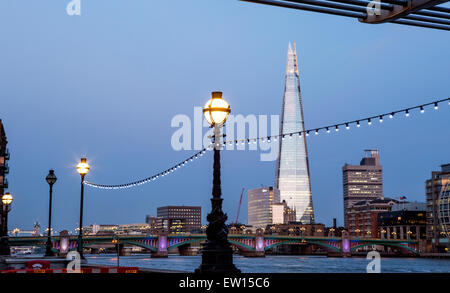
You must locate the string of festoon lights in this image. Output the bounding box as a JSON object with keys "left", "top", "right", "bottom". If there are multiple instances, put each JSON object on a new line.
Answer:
{"left": 223, "top": 97, "right": 449, "bottom": 146}
{"left": 84, "top": 147, "right": 210, "bottom": 189}
{"left": 85, "top": 97, "right": 448, "bottom": 190}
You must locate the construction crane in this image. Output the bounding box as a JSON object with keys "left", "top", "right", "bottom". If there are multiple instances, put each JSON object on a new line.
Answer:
{"left": 235, "top": 188, "right": 245, "bottom": 224}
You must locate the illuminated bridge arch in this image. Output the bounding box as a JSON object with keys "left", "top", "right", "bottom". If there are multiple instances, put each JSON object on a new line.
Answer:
{"left": 264, "top": 239, "right": 342, "bottom": 253}
{"left": 350, "top": 242, "right": 418, "bottom": 254}
{"left": 167, "top": 237, "right": 206, "bottom": 251}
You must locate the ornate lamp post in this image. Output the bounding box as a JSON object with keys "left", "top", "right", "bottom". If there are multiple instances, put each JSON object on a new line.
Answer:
{"left": 76, "top": 158, "right": 90, "bottom": 259}
{"left": 196, "top": 91, "right": 240, "bottom": 273}
{"left": 45, "top": 170, "right": 57, "bottom": 257}
{"left": 0, "top": 192, "right": 13, "bottom": 255}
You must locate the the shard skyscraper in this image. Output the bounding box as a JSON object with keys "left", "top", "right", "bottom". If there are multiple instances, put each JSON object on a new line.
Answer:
{"left": 275, "top": 42, "right": 315, "bottom": 224}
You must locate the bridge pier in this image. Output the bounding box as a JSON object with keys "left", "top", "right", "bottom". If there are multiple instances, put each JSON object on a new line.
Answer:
{"left": 151, "top": 233, "right": 168, "bottom": 258}
{"left": 57, "top": 230, "right": 70, "bottom": 257}
{"left": 242, "top": 229, "right": 265, "bottom": 257}
{"left": 117, "top": 244, "right": 132, "bottom": 256}
{"left": 340, "top": 231, "right": 351, "bottom": 257}
{"left": 240, "top": 250, "right": 265, "bottom": 257}
{"left": 178, "top": 245, "right": 199, "bottom": 256}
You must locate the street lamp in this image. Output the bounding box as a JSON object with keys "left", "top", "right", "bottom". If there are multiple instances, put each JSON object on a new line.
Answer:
{"left": 76, "top": 158, "right": 90, "bottom": 258}
{"left": 45, "top": 170, "right": 57, "bottom": 257}
{"left": 355, "top": 229, "right": 361, "bottom": 239}
{"left": 407, "top": 230, "right": 413, "bottom": 240}
{"left": 329, "top": 228, "right": 335, "bottom": 238}
{"left": 112, "top": 234, "right": 120, "bottom": 267}
{"left": 196, "top": 91, "right": 239, "bottom": 273}
{"left": 0, "top": 192, "right": 13, "bottom": 255}
{"left": 300, "top": 227, "right": 306, "bottom": 239}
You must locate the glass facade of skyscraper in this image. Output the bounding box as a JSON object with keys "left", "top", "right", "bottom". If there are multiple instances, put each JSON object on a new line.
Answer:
{"left": 275, "top": 43, "right": 315, "bottom": 224}
{"left": 248, "top": 187, "right": 280, "bottom": 228}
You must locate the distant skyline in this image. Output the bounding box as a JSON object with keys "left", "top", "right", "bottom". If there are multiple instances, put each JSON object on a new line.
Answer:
{"left": 0, "top": 1, "right": 449, "bottom": 231}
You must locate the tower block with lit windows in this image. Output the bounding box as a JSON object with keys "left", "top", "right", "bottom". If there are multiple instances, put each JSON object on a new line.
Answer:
{"left": 275, "top": 42, "right": 315, "bottom": 224}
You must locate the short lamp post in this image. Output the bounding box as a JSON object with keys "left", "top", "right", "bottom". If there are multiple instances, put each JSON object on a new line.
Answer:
{"left": 76, "top": 158, "right": 90, "bottom": 259}
{"left": 355, "top": 229, "right": 361, "bottom": 239}
{"left": 112, "top": 234, "right": 120, "bottom": 267}
{"left": 195, "top": 91, "right": 240, "bottom": 273}
{"left": 45, "top": 170, "right": 57, "bottom": 257}
{"left": 329, "top": 228, "right": 335, "bottom": 238}
{"left": 0, "top": 192, "right": 13, "bottom": 256}
{"left": 407, "top": 230, "right": 413, "bottom": 241}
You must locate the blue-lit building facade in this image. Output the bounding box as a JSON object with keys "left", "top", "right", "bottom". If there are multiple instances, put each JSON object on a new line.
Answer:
{"left": 275, "top": 42, "right": 315, "bottom": 224}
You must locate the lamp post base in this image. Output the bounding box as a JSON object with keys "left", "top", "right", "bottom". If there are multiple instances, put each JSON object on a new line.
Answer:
{"left": 45, "top": 244, "right": 55, "bottom": 257}
{"left": 195, "top": 241, "right": 241, "bottom": 273}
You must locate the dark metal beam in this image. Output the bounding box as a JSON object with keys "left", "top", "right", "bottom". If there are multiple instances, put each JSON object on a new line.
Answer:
{"left": 283, "top": 0, "right": 368, "bottom": 13}
{"left": 404, "top": 14, "right": 450, "bottom": 25}
{"left": 377, "top": 0, "right": 408, "bottom": 6}
{"left": 426, "top": 5, "right": 450, "bottom": 13}
{"left": 240, "top": 0, "right": 367, "bottom": 18}
{"left": 414, "top": 10, "right": 450, "bottom": 20}
{"left": 391, "top": 18, "right": 450, "bottom": 30}
{"left": 326, "top": 0, "right": 394, "bottom": 11}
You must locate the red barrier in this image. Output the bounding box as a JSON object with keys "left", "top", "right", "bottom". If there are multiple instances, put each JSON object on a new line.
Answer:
{"left": 0, "top": 267, "right": 139, "bottom": 274}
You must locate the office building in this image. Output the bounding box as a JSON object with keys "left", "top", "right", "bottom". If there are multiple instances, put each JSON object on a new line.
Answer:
{"left": 248, "top": 186, "right": 280, "bottom": 228}
{"left": 346, "top": 197, "right": 397, "bottom": 238}
{"left": 378, "top": 205, "right": 427, "bottom": 240}
{"left": 426, "top": 164, "right": 450, "bottom": 252}
{"left": 343, "top": 150, "right": 383, "bottom": 227}
{"left": 157, "top": 206, "right": 201, "bottom": 233}
{"left": 275, "top": 42, "right": 315, "bottom": 224}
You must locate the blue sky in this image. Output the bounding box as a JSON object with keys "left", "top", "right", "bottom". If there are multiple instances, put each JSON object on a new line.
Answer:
{"left": 0, "top": 0, "right": 449, "bottom": 232}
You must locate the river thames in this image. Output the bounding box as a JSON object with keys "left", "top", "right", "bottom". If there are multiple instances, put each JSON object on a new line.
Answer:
{"left": 85, "top": 254, "right": 450, "bottom": 273}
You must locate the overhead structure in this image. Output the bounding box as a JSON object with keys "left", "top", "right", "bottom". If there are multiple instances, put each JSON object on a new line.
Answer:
{"left": 240, "top": 0, "right": 450, "bottom": 31}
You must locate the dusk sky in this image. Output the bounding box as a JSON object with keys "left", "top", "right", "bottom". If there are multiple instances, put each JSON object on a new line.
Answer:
{"left": 0, "top": 0, "right": 449, "bottom": 233}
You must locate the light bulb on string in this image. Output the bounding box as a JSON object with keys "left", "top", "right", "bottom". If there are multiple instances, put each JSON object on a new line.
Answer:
{"left": 356, "top": 121, "right": 360, "bottom": 128}
{"left": 368, "top": 119, "right": 372, "bottom": 125}
{"left": 379, "top": 116, "right": 383, "bottom": 123}
{"left": 335, "top": 125, "right": 339, "bottom": 132}
{"left": 389, "top": 113, "right": 394, "bottom": 119}
{"left": 345, "top": 123, "right": 349, "bottom": 130}
{"left": 315, "top": 129, "right": 319, "bottom": 135}
{"left": 405, "top": 110, "right": 409, "bottom": 117}
{"left": 434, "top": 102, "right": 438, "bottom": 110}
{"left": 420, "top": 106, "right": 424, "bottom": 113}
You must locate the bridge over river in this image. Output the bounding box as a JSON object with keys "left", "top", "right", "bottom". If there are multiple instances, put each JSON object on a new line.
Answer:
{"left": 9, "top": 233, "right": 420, "bottom": 257}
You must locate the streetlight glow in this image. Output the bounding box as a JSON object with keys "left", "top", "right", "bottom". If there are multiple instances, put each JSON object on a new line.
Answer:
{"left": 203, "top": 92, "right": 230, "bottom": 126}
{"left": 1, "top": 193, "right": 13, "bottom": 205}
{"left": 76, "top": 158, "right": 90, "bottom": 175}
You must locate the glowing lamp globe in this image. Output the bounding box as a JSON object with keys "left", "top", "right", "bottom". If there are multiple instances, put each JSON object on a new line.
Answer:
{"left": 76, "top": 158, "right": 90, "bottom": 175}
{"left": 203, "top": 92, "right": 231, "bottom": 126}
{"left": 2, "top": 192, "right": 13, "bottom": 205}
